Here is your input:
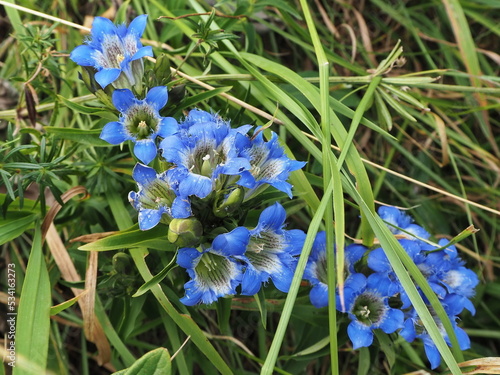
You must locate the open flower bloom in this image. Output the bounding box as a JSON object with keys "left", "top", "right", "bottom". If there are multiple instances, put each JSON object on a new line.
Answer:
{"left": 215, "top": 203, "right": 305, "bottom": 296}
{"left": 237, "top": 129, "right": 306, "bottom": 199}
{"left": 378, "top": 206, "right": 430, "bottom": 243}
{"left": 400, "top": 308, "right": 471, "bottom": 369}
{"left": 177, "top": 244, "right": 243, "bottom": 306}
{"left": 304, "top": 231, "right": 366, "bottom": 308}
{"left": 160, "top": 110, "right": 251, "bottom": 198}
{"left": 128, "top": 163, "right": 191, "bottom": 230}
{"left": 343, "top": 273, "right": 405, "bottom": 349}
{"left": 70, "top": 15, "right": 153, "bottom": 89}
{"left": 100, "top": 86, "right": 178, "bottom": 164}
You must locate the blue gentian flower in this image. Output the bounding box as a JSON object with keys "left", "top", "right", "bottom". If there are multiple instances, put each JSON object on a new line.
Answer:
{"left": 342, "top": 273, "right": 405, "bottom": 349}
{"left": 237, "top": 129, "right": 306, "bottom": 199}
{"left": 128, "top": 163, "right": 191, "bottom": 230}
{"left": 304, "top": 231, "right": 366, "bottom": 308}
{"left": 100, "top": 86, "right": 178, "bottom": 164}
{"left": 160, "top": 110, "right": 251, "bottom": 198}
{"left": 420, "top": 239, "right": 479, "bottom": 314}
{"left": 401, "top": 308, "right": 471, "bottom": 369}
{"left": 70, "top": 15, "right": 153, "bottom": 89}
{"left": 177, "top": 243, "right": 243, "bottom": 306}
{"left": 367, "top": 239, "right": 424, "bottom": 300}
{"left": 220, "top": 203, "right": 305, "bottom": 295}
{"left": 378, "top": 206, "right": 430, "bottom": 242}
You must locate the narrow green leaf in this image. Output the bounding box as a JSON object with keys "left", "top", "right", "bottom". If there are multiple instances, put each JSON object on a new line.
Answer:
{"left": 261, "top": 181, "right": 333, "bottom": 374}
{"left": 113, "top": 348, "right": 171, "bottom": 375}
{"left": 50, "top": 293, "right": 84, "bottom": 316}
{"left": 57, "top": 95, "right": 117, "bottom": 120}
{"left": 78, "top": 225, "right": 173, "bottom": 252}
{"left": 0, "top": 212, "right": 37, "bottom": 246}
{"left": 279, "top": 336, "right": 329, "bottom": 359}
{"left": 357, "top": 347, "right": 370, "bottom": 375}
{"left": 376, "top": 87, "right": 417, "bottom": 122}
{"left": 374, "top": 330, "right": 396, "bottom": 369}
{"left": 45, "top": 127, "right": 109, "bottom": 147}
{"left": 133, "top": 254, "right": 178, "bottom": 297}
{"left": 2, "top": 0, "right": 26, "bottom": 38}
{"left": 14, "top": 224, "right": 51, "bottom": 375}
{"left": 254, "top": 288, "right": 268, "bottom": 330}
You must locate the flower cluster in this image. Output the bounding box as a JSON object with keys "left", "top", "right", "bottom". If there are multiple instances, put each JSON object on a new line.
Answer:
{"left": 131, "top": 110, "right": 306, "bottom": 305}
{"left": 70, "top": 15, "right": 307, "bottom": 306}
{"left": 304, "top": 206, "right": 479, "bottom": 369}
{"left": 70, "top": 15, "right": 478, "bottom": 372}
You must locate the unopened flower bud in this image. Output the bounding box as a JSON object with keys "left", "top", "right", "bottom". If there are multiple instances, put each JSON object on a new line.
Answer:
{"left": 213, "top": 187, "right": 244, "bottom": 218}
{"left": 153, "top": 53, "right": 171, "bottom": 81}
{"left": 168, "top": 217, "right": 203, "bottom": 247}
{"left": 112, "top": 252, "right": 133, "bottom": 274}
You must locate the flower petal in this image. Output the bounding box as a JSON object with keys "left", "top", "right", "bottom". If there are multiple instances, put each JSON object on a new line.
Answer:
{"left": 127, "top": 14, "right": 148, "bottom": 37}
{"left": 254, "top": 202, "right": 286, "bottom": 232}
{"left": 180, "top": 280, "right": 203, "bottom": 306}
{"left": 240, "top": 266, "right": 262, "bottom": 295}
{"left": 347, "top": 321, "right": 373, "bottom": 349}
{"left": 270, "top": 264, "right": 295, "bottom": 293}
{"left": 112, "top": 88, "right": 136, "bottom": 113}
{"left": 171, "top": 197, "right": 191, "bottom": 219}
{"left": 212, "top": 227, "right": 250, "bottom": 256}
{"left": 100, "top": 121, "right": 129, "bottom": 144}
{"left": 91, "top": 17, "right": 117, "bottom": 41}
{"left": 138, "top": 208, "right": 162, "bottom": 230}
{"left": 132, "top": 163, "right": 157, "bottom": 186}
{"left": 95, "top": 68, "right": 121, "bottom": 88}
{"left": 378, "top": 308, "right": 404, "bottom": 333}
{"left": 423, "top": 339, "right": 441, "bottom": 369}
{"left": 134, "top": 139, "right": 157, "bottom": 165}
{"left": 70, "top": 45, "right": 96, "bottom": 66}
{"left": 177, "top": 247, "right": 202, "bottom": 269}
{"left": 179, "top": 174, "right": 212, "bottom": 198}
{"left": 157, "top": 117, "right": 179, "bottom": 138}
{"left": 145, "top": 86, "right": 169, "bottom": 110}
{"left": 310, "top": 283, "right": 329, "bottom": 308}
{"left": 131, "top": 45, "right": 153, "bottom": 61}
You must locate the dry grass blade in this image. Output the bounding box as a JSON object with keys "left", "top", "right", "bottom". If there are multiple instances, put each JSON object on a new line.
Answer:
{"left": 42, "top": 184, "right": 111, "bottom": 366}
{"left": 45, "top": 224, "right": 111, "bottom": 365}
{"left": 458, "top": 357, "right": 500, "bottom": 374}
{"left": 41, "top": 185, "right": 89, "bottom": 241}
{"left": 428, "top": 112, "right": 449, "bottom": 166}
{"left": 70, "top": 231, "right": 119, "bottom": 244}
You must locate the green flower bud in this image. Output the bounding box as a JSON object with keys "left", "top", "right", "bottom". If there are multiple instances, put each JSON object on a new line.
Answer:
{"left": 153, "top": 53, "right": 171, "bottom": 81}
{"left": 168, "top": 217, "right": 203, "bottom": 248}
{"left": 213, "top": 187, "right": 244, "bottom": 218}
{"left": 112, "top": 252, "right": 132, "bottom": 274}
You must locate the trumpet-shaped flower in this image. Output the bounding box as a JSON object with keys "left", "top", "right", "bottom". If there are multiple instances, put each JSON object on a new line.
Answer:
{"left": 177, "top": 244, "right": 243, "bottom": 306}
{"left": 100, "top": 86, "right": 178, "bottom": 164}
{"left": 400, "top": 308, "right": 471, "bottom": 369}
{"left": 237, "top": 129, "right": 306, "bottom": 198}
{"left": 160, "top": 110, "right": 251, "bottom": 198}
{"left": 215, "top": 203, "right": 305, "bottom": 296}
{"left": 304, "top": 231, "right": 367, "bottom": 308}
{"left": 128, "top": 163, "right": 190, "bottom": 230}
{"left": 343, "top": 273, "right": 405, "bottom": 349}
{"left": 70, "top": 15, "right": 153, "bottom": 89}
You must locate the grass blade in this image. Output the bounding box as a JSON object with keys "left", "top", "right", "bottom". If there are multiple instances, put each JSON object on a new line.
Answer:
{"left": 14, "top": 224, "right": 51, "bottom": 375}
